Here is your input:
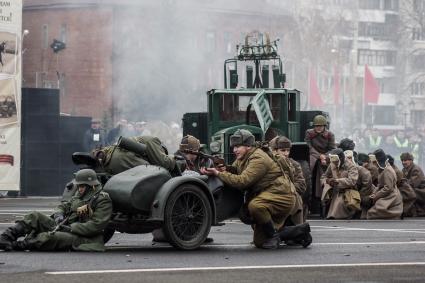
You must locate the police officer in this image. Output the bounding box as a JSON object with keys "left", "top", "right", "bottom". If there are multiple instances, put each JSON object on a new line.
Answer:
{"left": 201, "top": 129, "right": 312, "bottom": 249}
{"left": 0, "top": 169, "right": 112, "bottom": 252}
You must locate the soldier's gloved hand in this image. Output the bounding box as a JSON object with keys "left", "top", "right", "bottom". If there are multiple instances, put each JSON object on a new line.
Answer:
{"left": 53, "top": 213, "right": 64, "bottom": 224}
{"left": 58, "top": 225, "right": 72, "bottom": 233}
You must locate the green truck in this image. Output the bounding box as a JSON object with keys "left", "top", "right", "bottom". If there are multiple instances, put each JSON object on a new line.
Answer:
{"left": 182, "top": 33, "right": 330, "bottom": 215}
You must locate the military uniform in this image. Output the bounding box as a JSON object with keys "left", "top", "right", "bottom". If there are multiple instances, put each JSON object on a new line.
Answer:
{"left": 218, "top": 148, "right": 296, "bottom": 248}
{"left": 0, "top": 169, "right": 112, "bottom": 252}
{"left": 97, "top": 135, "right": 176, "bottom": 175}
{"left": 392, "top": 164, "right": 416, "bottom": 216}
{"left": 305, "top": 116, "right": 336, "bottom": 199}
{"left": 321, "top": 151, "right": 359, "bottom": 219}
{"left": 402, "top": 159, "right": 425, "bottom": 216}
{"left": 357, "top": 165, "right": 375, "bottom": 219}
{"left": 367, "top": 150, "right": 403, "bottom": 220}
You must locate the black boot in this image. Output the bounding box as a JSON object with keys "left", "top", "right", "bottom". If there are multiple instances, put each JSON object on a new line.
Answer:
{"left": 12, "top": 239, "right": 30, "bottom": 251}
{"left": 278, "top": 223, "right": 312, "bottom": 248}
{"left": 0, "top": 222, "right": 28, "bottom": 251}
{"left": 261, "top": 221, "right": 281, "bottom": 249}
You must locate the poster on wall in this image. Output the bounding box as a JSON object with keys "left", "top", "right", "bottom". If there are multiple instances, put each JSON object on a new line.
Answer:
{"left": 0, "top": 0, "right": 22, "bottom": 192}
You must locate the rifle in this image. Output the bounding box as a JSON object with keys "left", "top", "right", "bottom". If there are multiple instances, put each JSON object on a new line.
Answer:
{"left": 182, "top": 149, "right": 225, "bottom": 168}
{"left": 51, "top": 216, "right": 70, "bottom": 234}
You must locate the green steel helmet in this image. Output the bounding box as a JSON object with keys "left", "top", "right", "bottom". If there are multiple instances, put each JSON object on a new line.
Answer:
{"left": 230, "top": 129, "right": 255, "bottom": 147}
{"left": 313, "top": 115, "right": 327, "bottom": 126}
{"left": 73, "top": 169, "right": 100, "bottom": 186}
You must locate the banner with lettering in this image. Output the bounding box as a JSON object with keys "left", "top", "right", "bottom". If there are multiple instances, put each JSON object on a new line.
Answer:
{"left": 0, "top": 0, "right": 21, "bottom": 192}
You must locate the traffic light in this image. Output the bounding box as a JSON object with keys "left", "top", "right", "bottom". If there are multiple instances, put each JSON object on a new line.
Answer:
{"left": 50, "top": 39, "right": 66, "bottom": 53}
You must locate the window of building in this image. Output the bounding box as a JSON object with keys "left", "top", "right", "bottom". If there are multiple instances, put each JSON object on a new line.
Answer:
{"left": 414, "top": 0, "right": 425, "bottom": 11}
{"left": 358, "top": 49, "right": 396, "bottom": 66}
{"left": 410, "top": 81, "right": 425, "bottom": 96}
{"left": 359, "top": 0, "right": 381, "bottom": 10}
{"left": 359, "top": 22, "right": 390, "bottom": 39}
{"left": 365, "top": 105, "right": 395, "bottom": 125}
{"left": 42, "top": 24, "right": 48, "bottom": 49}
{"left": 384, "top": 0, "right": 399, "bottom": 10}
{"left": 60, "top": 24, "right": 67, "bottom": 43}
{"left": 412, "top": 27, "right": 425, "bottom": 41}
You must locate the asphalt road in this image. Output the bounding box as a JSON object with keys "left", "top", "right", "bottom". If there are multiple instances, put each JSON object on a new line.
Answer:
{"left": 1, "top": 197, "right": 425, "bottom": 282}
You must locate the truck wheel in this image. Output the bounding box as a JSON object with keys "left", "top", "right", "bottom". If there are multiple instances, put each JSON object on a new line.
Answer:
{"left": 103, "top": 226, "right": 115, "bottom": 244}
{"left": 163, "top": 184, "right": 212, "bottom": 250}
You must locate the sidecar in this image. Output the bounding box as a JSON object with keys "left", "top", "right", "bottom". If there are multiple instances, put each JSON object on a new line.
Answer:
{"left": 64, "top": 152, "right": 244, "bottom": 250}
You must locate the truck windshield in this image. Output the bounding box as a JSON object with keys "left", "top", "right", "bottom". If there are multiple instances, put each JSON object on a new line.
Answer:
{"left": 219, "top": 93, "right": 281, "bottom": 123}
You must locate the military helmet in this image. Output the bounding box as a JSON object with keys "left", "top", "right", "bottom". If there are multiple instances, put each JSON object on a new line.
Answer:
{"left": 180, "top": 135, "right": 200, "bottom": 151}
{"left": 73, "top": 169, "right": 100, "bottom": 186}
{"left": 230, "top": 129, "right": 255, "bottom": 147}
{"left": 313, "top": 115, "right": 327, "bottom": 126}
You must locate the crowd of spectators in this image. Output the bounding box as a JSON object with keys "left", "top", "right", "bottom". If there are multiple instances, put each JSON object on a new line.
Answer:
{"left": 336, "top": 127, "right": 424, "bottom": 168}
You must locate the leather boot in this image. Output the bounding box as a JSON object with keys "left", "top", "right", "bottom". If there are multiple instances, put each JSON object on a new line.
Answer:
{"left": 278, "top": 223, "right": 312, "bottom": 248}
{"left": 12, "top": 239, "right": 30, "bottom": 251}
{"left": 0, "top": 222, "right": 28, "bottom": 251}
{"left": 261, "top": 221, "right": 281, "bottom": 249}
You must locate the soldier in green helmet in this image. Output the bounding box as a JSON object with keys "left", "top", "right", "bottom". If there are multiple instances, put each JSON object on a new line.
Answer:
{"left": 305, "top": 114, "right": 336, "bottom": 217}
{"left": 0, "top": 169, "right": 112, "bottom": 252}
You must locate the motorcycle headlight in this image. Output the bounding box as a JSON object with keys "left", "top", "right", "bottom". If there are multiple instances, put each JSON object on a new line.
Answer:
{"left": 210, "top": 141, "right": 221, "bottom": 153}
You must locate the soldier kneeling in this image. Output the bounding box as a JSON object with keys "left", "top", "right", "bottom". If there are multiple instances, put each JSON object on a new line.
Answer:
{"left": 0, "top": 169, "right": 112, "bottom": 252}
{"left": 201, "top": 129, "right": 312, "bottom": 249}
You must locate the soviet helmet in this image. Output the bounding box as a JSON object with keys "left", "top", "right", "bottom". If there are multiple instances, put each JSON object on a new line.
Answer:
{"left": 230, "top": 129, "right": 255, "bottom": 147}
{"left": 180, "top": 135, "right": 200, "bottom": 151}
{"left": 313, "top": 115, "right": 327, "bottom": 126}
{"left": 73, "top": 169, "right": 100, "bottom": 186}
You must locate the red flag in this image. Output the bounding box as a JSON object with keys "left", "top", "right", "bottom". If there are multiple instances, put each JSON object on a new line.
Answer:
{"left": 333, "top": 66, "right": 340, "bottom": 105}
{"left": 309, "top": 69, "right": 324, "bottom": 107}
{"left": 364, "top": 65, "right": 380, "bottom": 104}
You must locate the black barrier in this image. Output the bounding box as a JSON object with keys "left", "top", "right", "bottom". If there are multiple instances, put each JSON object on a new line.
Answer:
{"left": 21, "top": 88, "right": 91, "bottom": 196}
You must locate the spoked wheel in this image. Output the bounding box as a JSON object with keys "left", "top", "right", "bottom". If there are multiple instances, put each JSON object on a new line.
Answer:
{"left": 163, "top": 184, "right": 212, "bottom": 250}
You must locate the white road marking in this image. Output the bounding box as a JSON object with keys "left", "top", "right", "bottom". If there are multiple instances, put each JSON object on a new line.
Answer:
{"left": 45, "top": 262, "right": 425, "bottom": 275}
{"left": 312, "top": 225, "right": 425, "bottom": 234}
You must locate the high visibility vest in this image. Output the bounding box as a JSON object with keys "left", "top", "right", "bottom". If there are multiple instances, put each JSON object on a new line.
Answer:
{"left": 393, "top": 136, "right": 409, "bottom": 148}
{"left": 369, "top": 136, "right": 382, "bottom": 147}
